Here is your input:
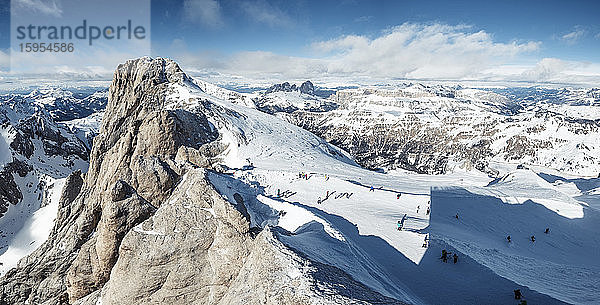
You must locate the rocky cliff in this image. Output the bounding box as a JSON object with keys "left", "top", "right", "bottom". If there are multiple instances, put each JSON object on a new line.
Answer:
{"left": 0, "top": 58, "right": 405, "bottom": 305}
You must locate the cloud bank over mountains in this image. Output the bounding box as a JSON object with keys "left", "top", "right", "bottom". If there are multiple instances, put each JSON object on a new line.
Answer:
{"left": 3, "top": 14, "right": 599, "bottom": 87}
{"left": 173, "top": 23, "right": 599, "bottom": 87}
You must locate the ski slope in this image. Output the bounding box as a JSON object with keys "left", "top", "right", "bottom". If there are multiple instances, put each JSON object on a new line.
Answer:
{"left": 165, "top": 80, "right": 598, "bottom": 304}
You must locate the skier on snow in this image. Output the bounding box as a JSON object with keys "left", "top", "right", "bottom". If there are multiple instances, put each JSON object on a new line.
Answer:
{"left": 397, "top": 214, "right": 407, "bottom": 231}
{"left": 507, "top": 235, "right": 511, "bottom": 243}
{"left": 531, "top": 235, "right": 535, "bottom": 242}
{"left": 441, "top": 250, "right": 448, "bottom": 262}
{"left": 514, "top": 289, "right": 522, "bottom": 300}
{"left": 426, "top": 206, "right": 430, "bottom": 215}
{"left": 453, "top": 253, "right": 458, "bottom": 264}
{"left": 544, "top": 227, "right": 549, "bottom": 234}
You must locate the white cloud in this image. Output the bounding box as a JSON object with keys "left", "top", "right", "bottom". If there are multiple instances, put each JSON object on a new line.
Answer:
{"left": 309, "top": 23, "right": 540, "bottom": 79}
{"left": 192, "top": 23, "right": 597, "bottom": 86}
{"left": 240, "top": 0, "right": 293, "bottom": 27}
{"left": 560, "top": 27, "right": 586, "bottom": 45}
{"left": 168, "top": 23, "right": 549, "bottom": 85}
{"left": 518, "top": 58, "right": 600, "bottom": 84}
{"left": 12, "top": 0, "right": 63, "bottom": 17}
{"left": 183, "top": 0, "right": 224, "bottom": 28}
{"left": 520, "top": 58, "right": 569, "bottom": 81}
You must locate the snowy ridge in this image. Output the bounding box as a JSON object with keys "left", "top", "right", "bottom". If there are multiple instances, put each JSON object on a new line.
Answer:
{"left": 159, "top": 76, "right": 598, "bottom": 304}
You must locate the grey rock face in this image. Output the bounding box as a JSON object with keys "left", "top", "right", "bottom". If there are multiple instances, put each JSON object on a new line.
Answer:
{"left": 0, "top": 57, "right": 215, "bottom": 305}
{"left": 282, "top": 111, "right": 453, "bottom": 175}
{"left": 99, "top": 169, "right": 250, "bottom": 305}
{"left": 265, "top": 81, "right": 297, "bottom": 94}
{"left": 0, "top": 160, "right": 32, "bottom": 217}
{"left": 272, "top": 85, "right": 600, "bottom": 176}
{"left": 299, "top": 81, "right": 315, "bottom": 95}
{"left": 16, "top": 114, "right": 89, "bottom": 161}
{"left": 264, "top": 80, "right": 315, "bottom": 96}
{"left": 66, "top": 183, "right": 155, "bottom": 303}
{"left": 0, "top": 57, "right": 406, "bottom": 305}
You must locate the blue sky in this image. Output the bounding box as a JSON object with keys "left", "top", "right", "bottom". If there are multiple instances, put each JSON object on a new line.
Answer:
{"left": 151, "top": 0, "right": 600, "bottom": 61}
{"left": 1, "top": 0, "right": 600, "bottom": 86}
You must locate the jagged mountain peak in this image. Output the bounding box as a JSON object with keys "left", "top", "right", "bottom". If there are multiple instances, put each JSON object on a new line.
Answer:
{"left": 1, "top": 57, "right": 399, "bottom": 305}
{"left": 265, "top": 80, "right": 315, "bottom": 95}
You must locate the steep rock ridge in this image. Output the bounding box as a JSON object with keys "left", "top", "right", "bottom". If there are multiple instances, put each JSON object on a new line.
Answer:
{"left": 1, "top": 58, "right": 405, "bottom": 305}
{"left": 0, "top": 57, "right": 216, "bottom": 304}
{"left": 265, "top": 81, "right": 314, "bottom": 95}
{"left": 0, "top": 160, "right": 30, "bottom": 216}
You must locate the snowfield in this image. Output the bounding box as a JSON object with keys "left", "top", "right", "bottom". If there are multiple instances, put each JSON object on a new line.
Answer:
{"left": 165, "top": 80, "right": 599, "bottom": 304}
{"left": 0, "top": 132, "right": 11, "bottom": 169}
{"left": 1, "top": 78, "right": 598, "bottom": 304}
{"left": 0, "top": 177, "right": 65, "bottom": 275}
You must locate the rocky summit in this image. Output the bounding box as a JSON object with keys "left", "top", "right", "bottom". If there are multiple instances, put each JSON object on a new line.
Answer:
{"left": 0, "top": 57, "right": 405, "bottom": 305}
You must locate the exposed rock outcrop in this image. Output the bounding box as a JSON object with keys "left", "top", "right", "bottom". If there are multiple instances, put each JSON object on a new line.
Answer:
{"left": 0, "top": 160, "right": 32, "bottom": 217}
{"left": 1, "top": 57, "right": 403, "bottom": 305}
{"left": 265, "top": 80, "right": 315, "bottom": 96}
{"left": 0, "top": 57, "right": 217, "bottom": 305}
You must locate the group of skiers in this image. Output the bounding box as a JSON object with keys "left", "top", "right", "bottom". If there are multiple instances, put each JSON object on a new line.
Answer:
{"left": 507, "top": 227, "right": 550, "bottom": 244}
{"left": 298, "top": 172, "right": 312, "bottom": 180}
{"left": 440, "top": 249, "right": 459, "bottom": 264}
{"left": 395, "top": 198, "right": 431, "bottom": 232}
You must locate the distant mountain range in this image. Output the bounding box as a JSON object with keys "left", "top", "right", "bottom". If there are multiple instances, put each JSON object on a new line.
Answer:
{"left": 0, "top": 59, "right": 598, "bottom": 304}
